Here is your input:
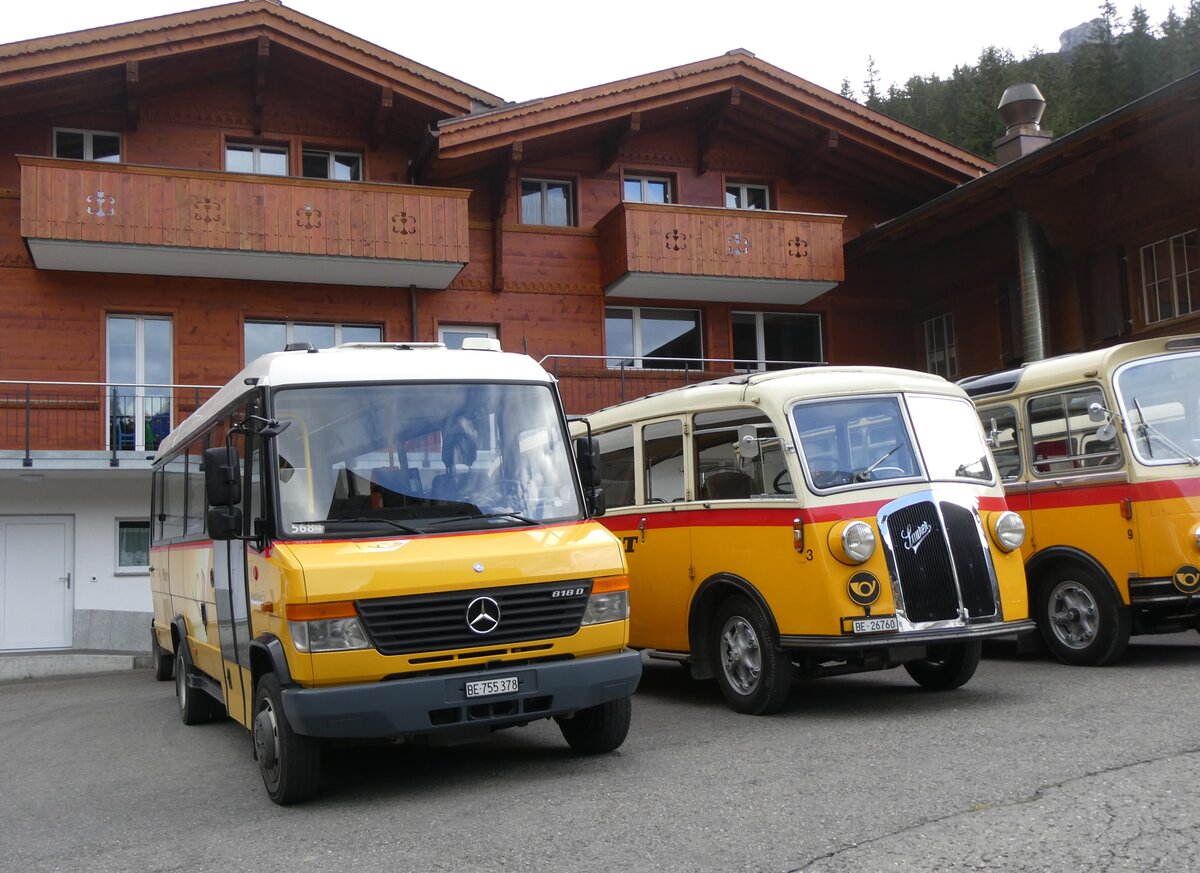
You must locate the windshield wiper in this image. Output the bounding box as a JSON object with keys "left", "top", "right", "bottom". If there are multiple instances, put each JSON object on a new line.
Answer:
{"left": 323, "top": 517, "right": 424, "bottom": 534}
{"left": 425, "top": 512, "right": 537, "bottom": 528}
{"left": 854, "top": 444, "right": 903, "bottom": 482}
{"left": 1132, "top": 397, "right": 1199, "bottom": 465}
{"left": 955, "top": 456, "right": 991, "bottom": 479}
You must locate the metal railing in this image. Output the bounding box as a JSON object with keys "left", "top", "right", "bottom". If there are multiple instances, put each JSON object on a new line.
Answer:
{"left": 0, "top": 381, "right": 220, "bottom": 467}
{"left": 538, "top": 355, "right": 825, "bottom": 415}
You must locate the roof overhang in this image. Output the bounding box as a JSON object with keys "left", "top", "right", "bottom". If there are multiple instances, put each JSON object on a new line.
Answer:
{"left": 25, "top": 239, "right": 464, "bottom": 289}
{"left": 606, "top": 273, "right": 836, "bottom": 305}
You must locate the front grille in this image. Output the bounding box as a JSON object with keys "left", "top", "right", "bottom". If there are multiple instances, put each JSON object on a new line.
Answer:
{"left": 356, "top": 579, "right": 592, "bottom": 656}
{"left": 883, "top": 499, "right": 998, "bottom": 624}
{"left": 884, "top": 501, "right": 959, "bottom": 622}
{"left": 942, "top": 502, "right": 997, "bottom": 618}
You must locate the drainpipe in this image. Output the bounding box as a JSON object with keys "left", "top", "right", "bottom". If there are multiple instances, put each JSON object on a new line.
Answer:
{"left": 410, "top": 284, "right": 418, "bottom": 342}
{"left": 1014, "top": 210, "right": 1047, "bottom": 363}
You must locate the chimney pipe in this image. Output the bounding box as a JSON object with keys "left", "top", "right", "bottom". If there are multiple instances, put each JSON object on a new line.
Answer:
{"left": 994, "top": 83, "right": 1052, "bottom": 164}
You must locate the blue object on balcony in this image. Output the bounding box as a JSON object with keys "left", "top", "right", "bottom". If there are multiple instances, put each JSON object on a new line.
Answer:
{"left": 147, "top": 413, "right": 171, "bottom": 449}
{"left": 112, "top": 415, "right": 136, "bottom": 450}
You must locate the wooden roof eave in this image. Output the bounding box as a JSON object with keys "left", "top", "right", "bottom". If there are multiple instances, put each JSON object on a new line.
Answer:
{"left": 0, "top": 2, "right": 501, "bottom": 116}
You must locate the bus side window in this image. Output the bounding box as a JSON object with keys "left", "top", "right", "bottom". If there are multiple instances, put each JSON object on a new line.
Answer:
{"left": 642, "top": 419, "right": 685, "bottom": 503}
{"left": 692, "top": 409, "right": 774, "bottom": 499}
{"left": 980, "top": 405, "right": 1022, "bottom": 481}
{"left": 596, "top": 426, "right": 635, "bottom": 509}
{"left": 1027, "top": 387, "right": 1120, "bottom": 476}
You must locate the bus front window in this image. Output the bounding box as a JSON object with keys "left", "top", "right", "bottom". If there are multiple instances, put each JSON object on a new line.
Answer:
{"left": 1115, "top": 352, "right": 1200, "bottom": 466}
{"left": 906, "top": 395, "right": 994, "bottom": 483}
{"left": 271, "top": 382, "right": 583, "bottom": 536}
{"left": 792, "top": 397, "right": 920, "bottom": 491}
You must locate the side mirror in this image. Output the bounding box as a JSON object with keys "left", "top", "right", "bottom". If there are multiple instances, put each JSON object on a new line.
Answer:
{"left": 585, "top": 486, "right": 606, "bottom": 518}
{"left": 737, "top": 425, "right": 760, "bottom": 460}
{"left": 207, "top": 506, "right": 244, "bottom": 541}
{"left": 575, "top": 437, "right": 602, "bottom": 489}
{"left": 1088, "top": 401, "right": 1109, "bottom": 423}
{"left": 204, "top": 445, "right": 241, "bottom": 507}
{"left": 985, "top": 418, "right": 1000, "bottom": 449}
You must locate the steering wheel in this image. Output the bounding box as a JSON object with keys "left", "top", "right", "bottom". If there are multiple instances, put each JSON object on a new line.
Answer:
{"left": 772, "top": 469, "right": 793, "bottom": 495}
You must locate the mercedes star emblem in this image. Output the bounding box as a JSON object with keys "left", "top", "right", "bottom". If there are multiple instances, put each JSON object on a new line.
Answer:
{"left": 466, "top": 596, "right": 501, "bottom": 634}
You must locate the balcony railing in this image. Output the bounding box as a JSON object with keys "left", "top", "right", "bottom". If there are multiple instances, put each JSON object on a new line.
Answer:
{"left": 540, "top": 355, "right": 825, "bottom": 415}
{"left": 0, "top": 381, "right": 219, "bottom": 467}
{"left": 596, "top": 202, "right": 845, "bottom": 304}
{"left": 18, "top": 156, "right": 470, "bottom": 288}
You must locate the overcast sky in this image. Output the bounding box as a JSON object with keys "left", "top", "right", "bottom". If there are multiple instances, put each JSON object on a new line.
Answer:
{"left": 0, "top": 1, "right": 1185, "bottom": 102}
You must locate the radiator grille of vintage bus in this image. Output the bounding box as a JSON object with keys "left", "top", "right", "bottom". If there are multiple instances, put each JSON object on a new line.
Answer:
{"left": 884, "top": 500, "right": 996, "bottom": 623}
{"left": 355, "top": 579, "right": 592, "bottom": 655}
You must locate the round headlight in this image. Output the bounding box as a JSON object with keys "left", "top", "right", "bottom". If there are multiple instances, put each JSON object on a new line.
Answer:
{"left": 829, "top": 520, "right": 877, "bottom": 565}
{"left": 990, "top": 511, "right": 1026, "bottom": 552}
{"left": 1193, "top": 524, "right": 1200, "bottom": 553}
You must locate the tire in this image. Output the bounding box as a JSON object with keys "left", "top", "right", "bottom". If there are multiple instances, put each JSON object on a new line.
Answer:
{"left": 175, "top": 649, "right": 223, "bottom": 725}
{"left": 1036, "top": 565, "right": 1130, "bottom": 666}
{"left": 904, "top": 640, "right": 982, "bottom": 690}
{"left": 712, "top": 596, "right": 792, "bottom": 715}
{"left": 252, "top": 673, "right": 321, "bottom": 805}
{"left": 557, "top": 695, "right": 632, "bottom": 754}
{"left": 151, "top": 626, "right": 174, "bottom": 682}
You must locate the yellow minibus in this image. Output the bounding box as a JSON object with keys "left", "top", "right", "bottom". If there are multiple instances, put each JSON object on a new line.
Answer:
{"left": 573, "top": 366, "right": 1032, "bottom": 714}
{"left": 962, "top": 335, "right": 1200, "bottom": 665}
{"left": 149, "top": 341, "right": 639, "bottom": 803}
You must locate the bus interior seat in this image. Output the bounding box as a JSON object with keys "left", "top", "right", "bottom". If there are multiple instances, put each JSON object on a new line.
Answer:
{"left": 370, "top": 465, "right": 423, "bottom": 507}
{"left": 700, "top": 469, "right": 757, "bottom": 500}
{"left": 1033, "top": 438, "right": 1076, "bottom": 473}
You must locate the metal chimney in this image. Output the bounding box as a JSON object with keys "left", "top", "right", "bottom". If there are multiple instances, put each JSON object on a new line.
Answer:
{"left": 994, "top": 83, "right": 1052, "bottom": 164}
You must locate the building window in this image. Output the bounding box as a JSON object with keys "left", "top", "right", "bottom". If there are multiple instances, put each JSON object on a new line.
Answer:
{"left": 245, "top": 321, "right": 381, "bottom": 364}
{"left": 225, "top": 143, "right": 288, "bottom": 176}
{"left": 605, "top": 307, "right": 703, "bottom": 369}
{"left": 1141, "top": 230, "right": 1200, "bottom": 324}
{"left": 54, "top": 128, "right": 121, "bottom": 162}
{"left": 302, "top": 148, "right": 362, "bottom": 181}
{"left": 520, "top": 178, "right": 574, "bottom": 226}
{"left": 925, "top": 313, "right": 956, "bottom": 378}
{"left": 623, "top": 174, "right": 671, "bottom": 204}
{"left": 725, "top": 183, "right": 769, "bottom": 210}
{"left": 107, "top": 315, "right": 172, "bottom": 452}
{"left": 732, "top": 312, "right": 822, "bottom": 371}
{"left": 438, "top": 324, "right": 497, "bottom": 350}
{"left": 116, "top": 520, "right": 150, "bottom": 573}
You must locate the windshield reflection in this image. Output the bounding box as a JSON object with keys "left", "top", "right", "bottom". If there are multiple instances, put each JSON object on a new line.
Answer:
{"left": 1115, "top": 352, "right": 1200, "bottom": 466}
{"left": 272, "top": 382, "right": 582, "bottom": 536}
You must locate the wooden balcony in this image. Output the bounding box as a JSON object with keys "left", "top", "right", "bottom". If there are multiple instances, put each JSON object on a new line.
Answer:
{"left": 597, "top": 202, "right": 845, "bottom": 305}
{"left": 18, "top": 157, "right": 470, "bottom": 288}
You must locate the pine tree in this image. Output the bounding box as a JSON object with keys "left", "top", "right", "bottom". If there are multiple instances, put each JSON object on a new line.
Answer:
{"left": 839, "top": 77, "right": 856, "bottom": 101}
{"left": 863, "top": 56, "right": 882, "bottom": 110}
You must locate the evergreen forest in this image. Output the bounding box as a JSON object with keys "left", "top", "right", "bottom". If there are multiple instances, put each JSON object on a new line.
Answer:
{"left": 843, "top": 1, "right": 1200, "bottom": 159}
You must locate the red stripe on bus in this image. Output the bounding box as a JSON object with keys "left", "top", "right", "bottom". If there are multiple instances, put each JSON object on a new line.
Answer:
{"left": 1012, "top": 479, "right": 1200, "bottom": 511}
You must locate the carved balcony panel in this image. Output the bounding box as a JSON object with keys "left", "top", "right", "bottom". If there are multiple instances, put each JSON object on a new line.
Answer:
{"left": 597, "top": 202, "right": 844, "bottom": 305}
{"left": 19, "top": 157, "right": 470, "bottom": 289}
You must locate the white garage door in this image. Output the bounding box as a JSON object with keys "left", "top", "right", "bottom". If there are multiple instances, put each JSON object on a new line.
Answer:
{"left": 0, "top": 517, "right": 74, "bottom": 650}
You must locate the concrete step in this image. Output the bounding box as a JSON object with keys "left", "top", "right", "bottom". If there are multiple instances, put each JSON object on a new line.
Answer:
{"left": 0, "top": 650, "right": 152, "bottom": 683}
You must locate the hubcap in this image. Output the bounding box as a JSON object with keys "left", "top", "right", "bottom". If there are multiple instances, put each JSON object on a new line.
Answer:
{"left": 253, "top": 706, "right": 279, "bottom": 771}
{"left": 720, "top": 615, "right": 762, "bottom": 695}
{"left": 1048, "top": 581, "right": 1099, "bottom": 650}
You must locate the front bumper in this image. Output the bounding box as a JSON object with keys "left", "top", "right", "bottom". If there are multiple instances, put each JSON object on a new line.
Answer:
{"left": 779, "top": 619, "right": 1036, "bottom": 652}
{"left": 280, "top": 649, "right": 642, "bottom": 739}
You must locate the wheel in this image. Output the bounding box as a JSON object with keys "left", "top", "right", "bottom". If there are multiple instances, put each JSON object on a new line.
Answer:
{"left": 175, "top": 649, "right": 223, "bottom": 725}
{"left": 151, "top": 626, "right": 174, "bottom": 682}
{"left": 1036, "top": 566, "right": 1130, "bottom": 666}
{"left": 557, "top": 695, "right": 632, "bottom": 754}
{"left": 904, "top": 640, "right": 982, "bottom": 690}
{"left": 713, "top": 596, "right": 792, "bottom": 715}
{"left": 253, "top": 673, "right": 321, "bottom": 805}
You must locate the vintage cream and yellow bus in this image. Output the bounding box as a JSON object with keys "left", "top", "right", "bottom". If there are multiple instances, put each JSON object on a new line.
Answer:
{"left": 571, "top": 366, "right": 1033, "bottom": 714}
{"left": 961, "top": 335, "right": 1200, "bottom": 666}
{"left": 149, "top": 341, "right": 639, "bottom": 804}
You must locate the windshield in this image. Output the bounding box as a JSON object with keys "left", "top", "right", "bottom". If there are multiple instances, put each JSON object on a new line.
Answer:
{"left": 1114, "top": 351, "right": 1200, "bottom": 466}
{"left": 791, "top": 394, "right": 991, "bottom": 492}
{"left": 271, "top": 382, "right": 582, "bottom": 536}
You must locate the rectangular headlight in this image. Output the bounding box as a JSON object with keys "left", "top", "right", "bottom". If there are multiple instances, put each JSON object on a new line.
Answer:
{"left": 581, "top": 590, "right": 628, "bottom": 626}
{"left": 289, "top": 617, "right": 372, "bottom": 653}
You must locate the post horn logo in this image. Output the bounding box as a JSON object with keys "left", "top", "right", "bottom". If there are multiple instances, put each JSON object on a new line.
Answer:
{"left": 1172, "top": 565, "right": 1200, "bottom": 595}
{"left": 848, "top": 572, "right": 881, "bottom": 606}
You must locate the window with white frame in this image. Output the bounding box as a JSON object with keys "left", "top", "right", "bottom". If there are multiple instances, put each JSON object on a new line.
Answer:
{"left": 623, "top": 174, "right": 671, "bottom": 204}
{"left": 1141, "top": 230, "right": 1200, "bottom": 325}
{"left": 54, "top": 128, "right": 121, "bottom": 162}
{"left": 244, "top": 320, "right": 381, "bottom": 364}
{"left": 732, "top": 312, "right": 823, "bottom": 371}
{"left": 438, "top": 324, "right": 497, "bottom": 350}
{"left": 925, "top": 313, "right": 957, "bottom": 378}
{"left": 605, "top": 307, "right": 703, "bottom": 369}
{"left": 725, "top": 183, "right": 769, "bottom": 210}
{"left": 116, "top": 519, "right": 151, "bottom": 573}
{"left": 107, "top": 315, "right": 172, "bottom": 452}
{"left": 225, "top": 143, "right": 288, "bottom": 176}
{"left": 302, "top": 148, "right": 363, "bottom": 181}
{"left": 520, "top": 178, "right": 575, "bottom": 226}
